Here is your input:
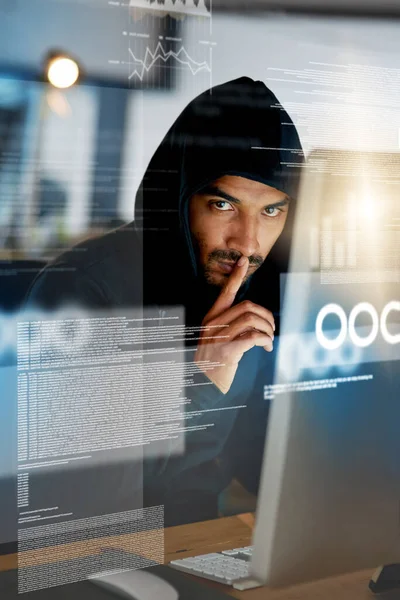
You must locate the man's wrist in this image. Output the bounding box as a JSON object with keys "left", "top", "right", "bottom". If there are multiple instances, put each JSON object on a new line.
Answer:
{"left": 194, "top": 360, "right": 230, "bottom": 394}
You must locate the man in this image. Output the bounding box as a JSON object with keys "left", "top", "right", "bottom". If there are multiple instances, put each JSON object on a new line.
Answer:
{"left": 26, "top": 77, "right": 304, "bottom": 525}
{"left": 191, "top": 175, "right": 290, "bottom": 394}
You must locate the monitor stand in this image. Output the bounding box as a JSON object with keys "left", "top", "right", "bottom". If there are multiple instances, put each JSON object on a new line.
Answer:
{"left": 369, "top": 564, "right": 400, "bottom": 594}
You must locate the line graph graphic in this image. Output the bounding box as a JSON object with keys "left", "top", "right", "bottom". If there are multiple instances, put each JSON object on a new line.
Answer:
{"left": 129, "top": 0, "right": 211, "bottom": 18}
{"left": 128, "top": 42, "right": 211, "bottom": 80}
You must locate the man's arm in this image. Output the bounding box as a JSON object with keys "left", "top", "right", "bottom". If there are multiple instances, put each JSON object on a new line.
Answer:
{"left": 147, "top": 258, "right": 275, "bottom": 485}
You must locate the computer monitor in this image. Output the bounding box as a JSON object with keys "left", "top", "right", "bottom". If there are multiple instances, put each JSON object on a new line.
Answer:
{"left": 250, "top": 149, "right": 400, "bottom": 588}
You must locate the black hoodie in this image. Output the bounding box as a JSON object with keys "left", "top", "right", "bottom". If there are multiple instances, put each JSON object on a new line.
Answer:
{"left": 26, "top": 77, "right": 304, "bottom": 526}
{"left": 28, "top": 77, "right": 303, "bottom": 316}
{"left": 135, "top": 76, "right": 304, "bottom": 324}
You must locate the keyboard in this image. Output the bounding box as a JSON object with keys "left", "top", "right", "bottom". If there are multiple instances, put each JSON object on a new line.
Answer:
{"left": 169, "top": 546, "right": 253, "bottom": 586}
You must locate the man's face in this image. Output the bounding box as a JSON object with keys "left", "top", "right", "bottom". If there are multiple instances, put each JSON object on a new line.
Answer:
{"left": 189, "top": 175, "right": 290, "bottom": 288}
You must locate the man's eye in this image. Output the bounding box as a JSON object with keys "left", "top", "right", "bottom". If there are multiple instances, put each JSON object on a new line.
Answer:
{"left": 211, "top": 200, "right": 233, "bottom": 211}
{"left": 264, "top": 206, "right": 281, "bottom": 217}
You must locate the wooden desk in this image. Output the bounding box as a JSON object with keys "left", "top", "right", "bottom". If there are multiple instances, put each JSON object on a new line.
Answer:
{"left": 0, "top": 513, "right": 374, "bottom": 600}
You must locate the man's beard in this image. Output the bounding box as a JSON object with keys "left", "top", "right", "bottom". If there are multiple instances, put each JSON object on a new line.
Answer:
{"left": 203, "top": 248, "right": 264, "bottom": 288}
{"left": 186, "top": 246, "right": 263, "bottom": 326}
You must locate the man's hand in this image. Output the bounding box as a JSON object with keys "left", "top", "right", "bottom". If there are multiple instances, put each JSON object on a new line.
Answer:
{"left": 194, "top": 256, "right": 275, "bottom": 394}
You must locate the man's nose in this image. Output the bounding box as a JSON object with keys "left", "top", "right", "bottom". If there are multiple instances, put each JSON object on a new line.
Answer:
{"left": 226, "top": 216, "right": 260, "bottom": 258}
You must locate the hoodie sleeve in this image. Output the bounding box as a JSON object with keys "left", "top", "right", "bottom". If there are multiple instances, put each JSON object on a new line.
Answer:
{"left": 142, "top": 346, "right": 264, "bottom": 513}
{"left": 24, "top": 263, "right": 110, "bottom": 311}
{"left": 143, "top": 361, "right": 245, "bottom": 475}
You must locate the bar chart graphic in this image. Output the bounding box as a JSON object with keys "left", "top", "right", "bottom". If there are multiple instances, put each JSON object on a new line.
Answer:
{"left": 129, "top": 0, "right": 211, "bottom": 18}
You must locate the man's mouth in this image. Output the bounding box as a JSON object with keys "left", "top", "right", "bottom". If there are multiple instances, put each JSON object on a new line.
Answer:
{"left": 208, "top": 257, "right": 260, "bottom": 278}
{"left": 216, "top": 261, "right": 236, "bottom": 274}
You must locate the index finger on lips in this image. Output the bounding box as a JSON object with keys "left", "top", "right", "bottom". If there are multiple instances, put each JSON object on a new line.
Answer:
{"left": 206, "top": 256, "right": 249, "bottom": 321}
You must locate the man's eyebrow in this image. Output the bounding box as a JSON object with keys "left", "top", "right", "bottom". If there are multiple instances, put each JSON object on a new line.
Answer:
{"left": 200, "top": 185, "right": 241, "bottom": 205}
{"left": 199, "top": 185, "right": 292, "bottom": 208}
{"left": 268, "top": 197, "right": 291, "bottom": 208}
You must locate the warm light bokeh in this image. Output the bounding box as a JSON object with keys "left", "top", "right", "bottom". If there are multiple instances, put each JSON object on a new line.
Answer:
{"left": 47, "top": 57, "right": 79, "bottom": 89}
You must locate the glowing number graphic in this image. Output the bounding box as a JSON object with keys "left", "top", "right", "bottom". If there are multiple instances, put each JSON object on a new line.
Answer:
{"left": 316, "top": 301, "right": 400, "bottom": 349}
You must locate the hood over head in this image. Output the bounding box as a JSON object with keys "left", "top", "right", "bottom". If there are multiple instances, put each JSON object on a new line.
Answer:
{"left": 134, "top": 76, "right": 304, "bottom": 325}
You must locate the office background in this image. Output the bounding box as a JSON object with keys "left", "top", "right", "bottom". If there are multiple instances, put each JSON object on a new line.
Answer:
{"left": 1, "top": 0, "right": 400, "bottom": 263}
